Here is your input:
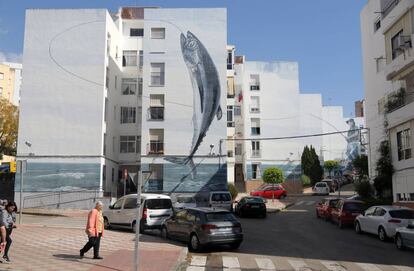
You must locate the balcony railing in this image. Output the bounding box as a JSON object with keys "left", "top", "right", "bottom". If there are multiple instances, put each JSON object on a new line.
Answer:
{"left": 148, "top": 107, "right": 164, "bottom": 121}
{"left": 252, "top": 149, "right": 261, "bottom": 157}
{"left": 385, "top": 88, "right": 414, "bottom": 113}
{"left": 147, "top": 141, "right": 164, "bottom": 155}
{"left": 250, "top": 84, "right": 260, "bottom": 91}
{"left": 382, "top": 0, "right": 399, "bottom": 19}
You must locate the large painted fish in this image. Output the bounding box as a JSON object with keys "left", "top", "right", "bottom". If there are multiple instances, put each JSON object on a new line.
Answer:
{"left": 165, "top": 31, "right": 222, "bottom": 178}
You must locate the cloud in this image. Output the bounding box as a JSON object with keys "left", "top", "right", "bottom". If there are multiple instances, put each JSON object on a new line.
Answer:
{"left": 0, "top": 51, "right": 22, "bottom": 63}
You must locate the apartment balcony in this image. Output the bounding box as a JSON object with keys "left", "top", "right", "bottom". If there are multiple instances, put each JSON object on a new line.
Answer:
{"left": 147, "top": 107, "right": 164, "bottom": 121}
{"left": 386, "top": 90, "right": 414, "bottom": 128}
{"left": 251, "top": 149, "right": 261, "bottom": 158}
{"left": 147, "top": 141, "right": 164, "bottom": 155}
{"left": 385, "top": 34, "right": 414, "bottom": 81}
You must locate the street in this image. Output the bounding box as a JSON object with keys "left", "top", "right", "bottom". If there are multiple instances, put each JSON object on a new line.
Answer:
{"left": 185, "top": 194, "right": 414, "bottom": 271}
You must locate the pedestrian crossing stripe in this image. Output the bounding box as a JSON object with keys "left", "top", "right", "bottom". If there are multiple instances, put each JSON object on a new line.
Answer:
{"left": 356, "top": 263, "right": 383, "bottom": 271}
{"left": 288, "top": 259, "right": 313, "bottom": 271}
{"left": 321, "top": 260, "right": 347, "bottom": 271}
{"left": 190, "top": 256, "right": 207, "bottom": 267}
{"left": 222, "top": 256, "right": 240, "bottom": 270}
{"left": 255, "top": 258, "right": 276, "bottom": 270}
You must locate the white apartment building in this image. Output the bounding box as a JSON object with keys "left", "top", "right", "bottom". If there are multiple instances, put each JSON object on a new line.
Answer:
{"left": 17, "top": 7, "right": 227, "bottom": 203}
{"left": 0, "top": 61, "right": 22, "bottom": 106}
{"left": 361, "top": 0, "right": 414, "bottom": 206}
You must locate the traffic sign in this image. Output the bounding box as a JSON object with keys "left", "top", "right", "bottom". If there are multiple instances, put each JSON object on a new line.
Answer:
{"left": 10, "top": 161, "right": 17, "bottom": 173}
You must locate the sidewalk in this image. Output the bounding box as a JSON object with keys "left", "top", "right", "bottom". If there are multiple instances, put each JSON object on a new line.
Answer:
{"left": 0, "top": 216, "right": 185, "bottom": 271}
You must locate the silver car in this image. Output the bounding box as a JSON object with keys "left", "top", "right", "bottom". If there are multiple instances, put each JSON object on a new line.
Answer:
{"left": 395, "top": 221, "right": 414, "bottom": 250}
{"left": 161, "top": 207, "right": 243, "bottom": 252}
{"left": 355, "top": 205, "right": 414, "bottom": 241}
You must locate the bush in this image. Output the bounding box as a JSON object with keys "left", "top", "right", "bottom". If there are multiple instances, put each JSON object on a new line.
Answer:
{"left": 354, "top": 179, "right": 372, "bottom": 199}
{"left": 228, "top": 183, "right": 238, "bottom": 201}
{"left": 301, "top": 174, "right": 311, "bottom": 186}
{"left": 262, "top": 167, "right": 284, "bottom": 184}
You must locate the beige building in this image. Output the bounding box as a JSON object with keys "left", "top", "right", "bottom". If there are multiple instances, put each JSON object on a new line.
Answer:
{"left": 0, "top": 62, "right": 22, "bottom": 106}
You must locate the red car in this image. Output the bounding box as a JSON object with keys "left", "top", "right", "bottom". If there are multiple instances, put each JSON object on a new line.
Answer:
{"left": 250, "top": 185, "right": 287, "bottom": 199}
{"left": 330, "top": 199, "right": 366, "bottom": 228}
{"left": 315, "top": 197, "right": 340, "bottom": 221}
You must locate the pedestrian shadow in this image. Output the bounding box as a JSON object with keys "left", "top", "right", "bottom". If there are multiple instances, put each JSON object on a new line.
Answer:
{"left": 52, "top": 254, "right": 125, "bottom": 271}
{"left": 53, "top": 254, "right": 81, "bottom": 261}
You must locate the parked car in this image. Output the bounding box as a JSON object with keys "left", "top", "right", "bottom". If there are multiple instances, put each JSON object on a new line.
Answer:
{"left": 103, "top": 193, "right": 173, "bottom": 233}
{"left": 347, "top": 194, "right": 363, "bottom": 201}
{"left": 313, "top": 182, "right": 330, "bottom": 195}
{"left": 395, "top": 221, "right": 414, "bottom": 250}
{"left": 250, "top": 184, "right": 287, "bottom": 199}
{"left": 161, "top": 207, "right": 243, "bottom": 252}
{"left": 174, "top": 195, "right": 197, "bottom": 210}
{"left": 209, "top": 191, "right": 233, "bottom": 211}
{"left": 330, "top": 199, "right": 366, "bottom": 228}
{"left": 234, "top": 196, "right": 266, "bottom": 218}
{"left": 315, "top": 197, "right": 340, "bottom": 221}
{"left": 321, "top": 179, "right": 337, "bottom": 192}
{"left": 355, "top": 206, "right": 414, "bottom": 241}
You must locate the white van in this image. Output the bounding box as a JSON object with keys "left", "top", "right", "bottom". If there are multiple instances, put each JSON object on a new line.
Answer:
{"left": 103, "top": 193, "right": 173, "bottom": 233}
{"left": 209, "top": 191, "right": 233, "bottom": 211}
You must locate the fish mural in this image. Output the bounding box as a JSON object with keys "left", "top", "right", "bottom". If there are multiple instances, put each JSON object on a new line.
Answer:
{"left": 165, "top": 31, "right": 222, "bottom": 178}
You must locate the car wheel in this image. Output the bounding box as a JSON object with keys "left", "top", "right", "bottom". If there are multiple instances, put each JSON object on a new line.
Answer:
{"left": 132, "top": 221, "right": 137, "bottom": 233}
{"left": 161, "top": 226, "right": 169, "bottom": 239}
{"left": 395, "top": 234, "right": 405, "bottom": 250}
{"left": 378, "top": 227, "right": 388, "bottom": 242}
{"left": 188, "top": 234, "right": 201, "bottom": 252}
{"left": 355, "top": 221, "right": 362, "bottom": 234}
{"left": 229, "top": 242, "right": 241, "bottom": 250}
{"left": 103, "top": 217, "right": 111, "bottom": 230}
{"left": 338, "top": 219, "right": 344, "bottom": 229}
{"left": 316, "top": 210, "right": 320, "bottom": 218}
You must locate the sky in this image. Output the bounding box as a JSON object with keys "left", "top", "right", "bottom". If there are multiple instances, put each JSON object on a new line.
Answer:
{"left": 0, "top": 0, "right": 367, "bottom": 116}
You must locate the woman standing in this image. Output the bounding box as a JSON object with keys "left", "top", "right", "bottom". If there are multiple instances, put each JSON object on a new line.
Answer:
{"left": 80, "top": 201, "right": 104, "bottom": 259}
{"left": 0, "top": 201, "right": 17, "bottom": 263}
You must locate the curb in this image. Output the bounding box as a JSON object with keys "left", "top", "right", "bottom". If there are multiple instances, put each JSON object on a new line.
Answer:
{"left": 22, "top": 211, "right": 67, "bottom": 217}
{"left": 172, "top": 247, "right": 189, "bottom": 271}
{"left": 267, "top": 202, "right": 295, "bottom": 213}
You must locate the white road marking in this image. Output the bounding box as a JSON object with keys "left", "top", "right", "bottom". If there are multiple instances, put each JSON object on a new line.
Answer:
{"left": 295, "top": 201, "right": 305, "bottom": 206}
{"left": 356, "top": 263, "right": 382, "bottom": 271}
{"left": 255, "top": 258, "right": 276, "bottom": 270}
{"left": 394, "top": 266, "right": 414, "bottom": 271}
{"left": 190, "top": 256, "right": 207, "bottom": 267}
{"left": 305, "top": 201, "right": 315, "bottom": 206}
{"left": 288, "top": 260, "right": 312, "bottom": 271}
{"left": 223, "top": 256, "right": 240, "bottom": 270}
{"left": 320, "top": 261, "right": 347, "bottom": 271}
{"left": 186, "top": 266, "right": 205, "bottom": 271}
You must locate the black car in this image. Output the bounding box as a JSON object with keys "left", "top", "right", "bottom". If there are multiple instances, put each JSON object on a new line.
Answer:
{"left": 234, "top": 196, "right": 267, "bottom": 218}
{"left": 161, "top": 207, "right": 243, "bottom": 252}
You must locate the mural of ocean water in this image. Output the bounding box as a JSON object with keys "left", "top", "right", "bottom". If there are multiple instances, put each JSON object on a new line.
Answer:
{"left": 15, "top": 163, "right": 101, "bottom": 192}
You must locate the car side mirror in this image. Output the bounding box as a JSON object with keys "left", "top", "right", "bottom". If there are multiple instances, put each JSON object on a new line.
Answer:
{"left": 109, "top": 205, "right": 113, "bottom": 209}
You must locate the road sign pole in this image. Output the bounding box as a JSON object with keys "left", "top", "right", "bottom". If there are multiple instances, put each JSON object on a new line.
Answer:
{"left": 18, "top": 160, "right": 24, "bottom": 224}
{"left": 133, "top": 170, "right": 142, "bottom": 271}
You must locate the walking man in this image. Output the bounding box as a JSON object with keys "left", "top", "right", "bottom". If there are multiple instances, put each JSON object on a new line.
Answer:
{"left": 80, "top": 201, "right": 104, "bottom": 259}
{"left": 0, "top": 201, "right": 17, "bottom": 264}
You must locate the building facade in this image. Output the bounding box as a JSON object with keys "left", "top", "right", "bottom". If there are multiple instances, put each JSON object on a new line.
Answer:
{"left": 0, "top": 62, "right": 22, "bottom": 106}
{"left": 361, "top": 0, "right": 414, "bottom": 205}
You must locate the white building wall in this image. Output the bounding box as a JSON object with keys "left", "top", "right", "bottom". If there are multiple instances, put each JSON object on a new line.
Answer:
{"left": 2, "top": 62, "right": 22, "bottom": 106}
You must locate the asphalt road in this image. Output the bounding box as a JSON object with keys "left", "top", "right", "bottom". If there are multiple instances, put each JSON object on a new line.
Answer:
{"left": 187, "top": 194, "right": 414, "bottom": 271}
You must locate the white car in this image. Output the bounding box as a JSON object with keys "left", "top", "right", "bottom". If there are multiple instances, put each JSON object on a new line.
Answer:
{"left": 103, "top": 193, "right": 173, "bottom": 233}
{"left": 173, "top": 195, "right": 197, "bottom": 210}
{"left": 355, "top": 205, "right": 414, "bottom": 241}
{"left": 395, "top": 221, "right": 414, "bottom": 250}
{"left": 209, "top": 191, "right": 233, "bottom": 211}
{"left": 313, "top": 182, "right": 330, "bottom": 195}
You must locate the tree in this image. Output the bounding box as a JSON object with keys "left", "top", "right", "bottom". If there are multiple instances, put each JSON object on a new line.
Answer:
{"left": 262, "top": 167, "right": 284, "bottom": 184}
{"left": 324, "top": 160, "right": 339, "bottom": 177}
{"left": 301, "top": 145, "right": 323, "bottom": 185}
{"left": 352, "top": 154, "right": 368, "bottom": 177}
{"left": 374, "top": 141, "right": 394, "bottom": 199}
{"left": 0, "top": 99, "right": 19, "bottom": 159}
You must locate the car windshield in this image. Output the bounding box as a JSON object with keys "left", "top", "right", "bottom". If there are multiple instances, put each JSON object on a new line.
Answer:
{"left": 211, "top": 193, "right": 231, "bottom": 201}
{"left": 145, "top": 199, "right": 172, "bottom": 209}
{"left": 389, "top": 210, "right": 414, "bottom": 219}
{"left": 244, "top": 197, "right": 264, "bottom": 203}
{"left": 205, "top": 212, "right": 236, "bottom": 222}
{"left": 316, "top": 183, "right": 326, "bottom": 187}
{"left": 177, "top": 197, "right": 195, "bottom": 203}
{"left": 343, "top": 203, "right": 365, "bottom": 212}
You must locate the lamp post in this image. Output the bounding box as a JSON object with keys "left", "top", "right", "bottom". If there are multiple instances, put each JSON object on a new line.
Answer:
{"left": 18, "top": 141, "right": 32, "bottom": 224}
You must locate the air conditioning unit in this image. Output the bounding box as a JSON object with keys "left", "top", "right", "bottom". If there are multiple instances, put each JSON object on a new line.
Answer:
{"left": 397, "top": 35, "right": 412, "bottom": 49}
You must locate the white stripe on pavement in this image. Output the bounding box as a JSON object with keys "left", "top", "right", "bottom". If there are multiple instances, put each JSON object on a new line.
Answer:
{"left": 305, "top": 201, "right": 315, "bottom": 206}
{"left": 295, "top": 201, "right": 305, "bottom": 206}
{"left": 255, "top": 258, "right": 276, "bottom": 270}
{"left": 223, "top": 256, "right": 240, "bottom": 270}
{"left": 186, "top": 266, "right": 205, "bottom": 271}
{"left": 288, "top": 260, "right": 312, "bottom": 271}
{"left": 320, "top": 261, "right": 347, "bottom": 271}
{"left": 393, "top": 266, "right": 414, "bottom": 271}
{"left": 356, "top": 263, "right": 382, "bottom": 271}
{"left": 190, "top": 256, "right": 207, "bottom": 267}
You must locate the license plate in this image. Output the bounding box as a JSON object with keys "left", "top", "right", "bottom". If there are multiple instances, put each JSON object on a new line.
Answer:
{"left": 218, "top": 227, "right": 231, "bottom": 232}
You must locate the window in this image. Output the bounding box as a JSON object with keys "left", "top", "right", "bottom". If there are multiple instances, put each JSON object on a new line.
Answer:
{"left": 106, "top": 33, "right": 111, "bottom": 55}
{"left": 106, "top": 67, "right": 109, "bottom": 88}
{"left": 151, "top": 28, "right": 165, "bottom": 39}
{"left": 252, "top": 141, "right": 260, "bottom": 157}
{"left": 391, "top": 30, "right": 404, "bottom": 60}
{"left": 120, "top": 136, "right": 137, "bottom": 153}
{"left": 251, "top": 118, "right": 261, "bottom": 135}
{"left": 122, "top": 78, "right": 137, "bottom": 95}
{"left": 112, "top": 199, "right": 123, "bottom": 210}
{"left": 150, "top": 63, "right": 165, "bottom": 86}
{"left": 227, "top": 106, "right": 234, "bottom": 127}
{"left": 252, "top": 164, "right": 261, "bottom": 179}
{"left": 120, "top": 107, "right": 136, "bottom": 124}
{"left": 138, "top": 78, "right": 143, "bottom": 96}
{"left": 149, "top": 129, "right": 164, "bottom": 154}
{"left": 112, "top": 168, "right": 114, "bottom": 182}
{"left": 227, "top": 51, "right": 233, "bottom": 70}
{"left": 0, "top": 87, "right": 3, "bottom": 96}
{"left": 114, "top": 76, "right": 117, "bottom": 89}
{"left": 374, "top": 19, "right": 381, "bottom": 32}
{"left": 235, "top": 143, "right": 242, "bottom": 156}
{"left": 136, "top": 135, "right": 141, "bottom": 154}
{"left": 250, "top": 96, "right": 260, "bottom": 113}
{"left": 234, "top": 106, "right": 241, "bottom": 116}
{"left": 103, "top": 133, "right": 107, "bottom": 155}
{"left": 397, "top": 128, "right": 411, "bottom": 160}
{"left": 373, "top": 208, "right": 386, "bottom": 216}
{"left": 123, "top": 198, "right": 138, "bottom": 209}
{"left": 0, "top": 72, "right": 3, "bottom": 80}
{"left": 122, "top": 50, "right": 137, "bottom": 66}
{"left": 139, "top": 50, "right": 143, "bottom": 70}
{"left": 102, "top": 164, "right": 106, "bottom": 187}
{"left": 149, "top": 95, "right": 165, "bottom": 120}
{"left": 250, "top": 74, "right": 260, "bottom": 91}
{"left": 130, "top": 28, "right": 144, "bottom": 37}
